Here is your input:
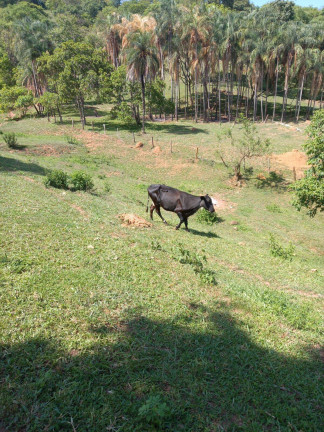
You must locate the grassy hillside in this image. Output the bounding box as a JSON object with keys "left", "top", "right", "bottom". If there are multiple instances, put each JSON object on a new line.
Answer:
{"left": 0, "top": 111, "right": 323, "bottom": 432}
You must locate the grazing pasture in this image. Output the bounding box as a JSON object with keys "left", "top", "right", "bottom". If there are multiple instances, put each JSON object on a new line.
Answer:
{"left": 0, "top": 111, "right": 323, "bottom": 432}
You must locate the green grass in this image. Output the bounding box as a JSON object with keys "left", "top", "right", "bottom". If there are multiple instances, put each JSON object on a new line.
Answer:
{"left": 0, "top": 107, "right": 323, "bottom": 432}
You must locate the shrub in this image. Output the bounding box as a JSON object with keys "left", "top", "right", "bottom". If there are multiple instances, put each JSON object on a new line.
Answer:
{"left": 70, "top": 171, "right": 94, "bottom": 191}
{"left": 44, "top": 170, "right": 69, "bottom": 189}
{"left": 64, "top": 135, "right": 81, "bottom": 145}
{"left": 104, "top": 180, "right": 111, "bottom": 193}
{"left": 266, "top": 204, "right": 282, "bottom": 213}
{"left": 269, "top": 234, "right": 295, "bottom": 261}
{"left": 172, "top": 244, "right": 217, "bottom": 285}
{"left": 138, "top": 395, "right": 171, "bottom": 428}
{"left": 196, "top": 208, "right": 219, "bottom": 225}
{"left": 2, "top": 132, "right": 19, "bottom": 148}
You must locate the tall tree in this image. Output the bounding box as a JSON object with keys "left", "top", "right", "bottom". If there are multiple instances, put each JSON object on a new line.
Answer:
{"left": 124, "top": 31, "right": 159, "bottom": 133}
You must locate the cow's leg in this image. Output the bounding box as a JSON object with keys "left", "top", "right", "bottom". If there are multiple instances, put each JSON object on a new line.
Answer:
{"left": 150, "top": 204, "right": 155, "bottom": 220}
{"left": 155, "top": 204, "right": 167, "bottom": 224}
{"left": 184, "top": 217, "right": 189, "bottom": 232}
{"left": 175, "top": 212, "right": 184, "bottom": 230}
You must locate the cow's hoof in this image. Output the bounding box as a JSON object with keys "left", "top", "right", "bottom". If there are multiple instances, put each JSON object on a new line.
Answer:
{"left": 185, "top": 228, "right": 189, "bottom": 232}
{"left": 163, "top": 221, "right": 168, "bottom": 225}
{"left": 175, "top": 226, "right": 179, "bottom": 230}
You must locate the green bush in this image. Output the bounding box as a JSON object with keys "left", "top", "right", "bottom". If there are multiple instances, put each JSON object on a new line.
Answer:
{"left": 64, "top": 135, "right": 81, "bottom": 145}
{"left": 196, "top": 208, "right": 219, "bottom": 225}
{"left": 269, "top": 234, "right": 295, "bottom": 261}
{"left": 44, "top": 170, "right": 69, "bottom": 189}
{"left": 172, "top": 244, "right": 217, "bottom": 285}
{"left": 266, "top": 204, "right": 282, "bottom": 213}
{"left": 2, "top": 132, "right": 19, "bottom": 148}
{"left": 138, "top": 395, "right": 171, "bottom": 428}
{"left": 103, "top": 180, "right": 111, "bottom": 193}
{"left": 70, "top": 171, "right": 94, "bottom": 191}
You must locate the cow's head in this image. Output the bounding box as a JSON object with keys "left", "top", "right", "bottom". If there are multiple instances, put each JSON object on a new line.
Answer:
{"left": 201, "top": 194, "right": 215, "bottom": 213}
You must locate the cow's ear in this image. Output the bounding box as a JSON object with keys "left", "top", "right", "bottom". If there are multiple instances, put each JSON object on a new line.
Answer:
{"left": 200, "top": 196, "right": 205, "bottom": 200}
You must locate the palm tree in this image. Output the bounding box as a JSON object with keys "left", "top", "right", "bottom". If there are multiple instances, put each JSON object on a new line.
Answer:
{"left": 14, "top": 17, "right": 52, "bottom": 98}
{"left": 125, "top": 31, "right": 159, "bottom": 133}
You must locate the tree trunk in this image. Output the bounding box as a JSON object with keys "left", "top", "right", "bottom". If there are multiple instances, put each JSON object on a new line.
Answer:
{"left": 253, "top": 81, "right": 257, "bottom": 122}
{"left": 236, "top": 77, "right": 241, "bottom": 120}
{"left": 141, "top": 74, "right": 146, "bottom": 133}
{"left": 260, "top": 64, "right": 264, "bottom": 122}
{"left": 296, "top": 71, "right": 305, "bottom": 123}
{"left": 218, "top": 65, "right": 221, "bottom": 122}
{"left": 194, "top": 65, "right": 198, "bottom": 123}
{"left": 272, "top": 57, "right": 279, "bottom": 121}
{"left": 264, "top": 72, "right": 269, "bottom": 119}
{"left": 281, "top": 59, "right": 291, "bottom": 123}
{"left": 175, "top": 79, "right": 178, "bottom": 121}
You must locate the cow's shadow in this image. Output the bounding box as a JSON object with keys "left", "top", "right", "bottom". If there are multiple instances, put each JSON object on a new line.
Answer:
{"left": 188, "top": 228, "right": 220, "bottom": 238}
{"left": 1, "top": 305, "right": 322, "bottom": 431}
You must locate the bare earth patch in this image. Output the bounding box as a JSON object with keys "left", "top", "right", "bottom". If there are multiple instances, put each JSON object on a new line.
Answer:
{"left": 118, "top": 213, "right": 152, "bottom": 228}
{"left": 211, "top": 194, "right": 237, "bottom": 212}
{"left": 271, "top": 150, "right": 308, "bottom": 178}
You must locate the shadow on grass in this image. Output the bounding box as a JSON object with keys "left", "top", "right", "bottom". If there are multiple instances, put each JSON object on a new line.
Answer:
{"left": 87, "top": 121, "right": 209, "bottom": 136}
{"left": 0, "top": 156, "right": 46, "bottom": 175}
{"left": 1, "top": 306, "right": 322, "bottom": 431}
{"left": 255, "top": 171, "right": 288, "bottom": 191}
{"left": 189, "top": 228, "right": 220, "bottom": 238}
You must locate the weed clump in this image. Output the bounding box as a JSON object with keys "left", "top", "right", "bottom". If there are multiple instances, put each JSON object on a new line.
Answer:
{"left": 269, "top": 233, "right": 295, "bottom": 261}
{"left": 172, "top": 244, "right": 217, "bottom": 285}
{"left": 266, "top": 204, "right": 282, "bottom": 213}
{"left": 138, "top": 395, "right": 171, "bottom": 428}
{"left": 103, "top": 180, "right": 111, "bottom": 193}
{"left": 196, "top": 208, "right": 219, "bottom": 225}
{"left": 44, "top": 170, "right": 69, "bottom": 189}
{"left": 2, "top": 132, "right": 19, "bottom": 148}
{"left": 70, "top": 171, "right": 94, "bottom": 191}
{"left": 45, "top": 170, "right": 94, "bottom": 192}
{"left": 64, "top": 135, "right": 81, "bottom": 145}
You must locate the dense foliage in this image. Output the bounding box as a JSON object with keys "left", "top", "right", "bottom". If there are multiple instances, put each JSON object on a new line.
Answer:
{"left": 293, "top": 110, "right": 324, "bottom": 216}
{"left": 0, "top": 0, "right": 323, "bottom": 125}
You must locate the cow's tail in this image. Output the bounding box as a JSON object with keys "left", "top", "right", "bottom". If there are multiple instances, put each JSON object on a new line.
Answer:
{"left": 146, "top": 192, "right": 150, "bottom": 213}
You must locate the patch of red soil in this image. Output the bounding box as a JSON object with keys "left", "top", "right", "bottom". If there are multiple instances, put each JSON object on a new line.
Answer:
{"left": 271, "top": 149, "right": 308, "bottom": 178}
{"left": 22, "top": 176, "right": 36, "bottom": 183}
{"left": 70, "top": 203, "right": 89, "bottom": 218}
{"left": 118, "top": 213, "right": 152, "bottom": 228}
{"left": 152, "top": 145, "right": 162, "bottom": 153}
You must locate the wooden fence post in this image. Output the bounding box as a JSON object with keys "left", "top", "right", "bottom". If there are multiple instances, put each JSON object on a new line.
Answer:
{"left": 195, "top": 147, "right": 199, "bottom": 161}
{"left": 151, "top": 136, "right": 154, "bottom": 148}
{"left": 103, "top": 124, "right": 106, "bottom": 134}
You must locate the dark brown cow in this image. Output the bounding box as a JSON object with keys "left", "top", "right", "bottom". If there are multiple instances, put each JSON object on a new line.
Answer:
{"left": 146, "top": 184, "right": 216, "bottom": 231}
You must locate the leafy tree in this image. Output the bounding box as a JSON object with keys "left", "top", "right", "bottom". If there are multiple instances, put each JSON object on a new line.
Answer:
{"left": 147, "top": 78, "right": 174, "bottom": 117}
{"left": 119, "top": 0, "right": 152, "bottom": 16}
{"left": 261, "top": 0, "right": 295, "bottom": 22}
{"left": 105, "top": 65, "right": 142, "bottom": 125}
{"left": 0, "top": 85, "right": 33, "bottom": 116}
{"left": 0, "top": 51, "right": 16, "bottom": 89}
{"left": 38, "top": 41, "right": 112, "bottom": 128}
{"left": 217, "top": 115, "right": 270, "bottom": 182}
{"left": 49, "top": 13, "right": 87, "bottom": 45}
{"left": 292, "top": 110, "right": 324, "bottom": 217}
{"left": 37, "top": 91, "right": 63, "bottom": 122}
